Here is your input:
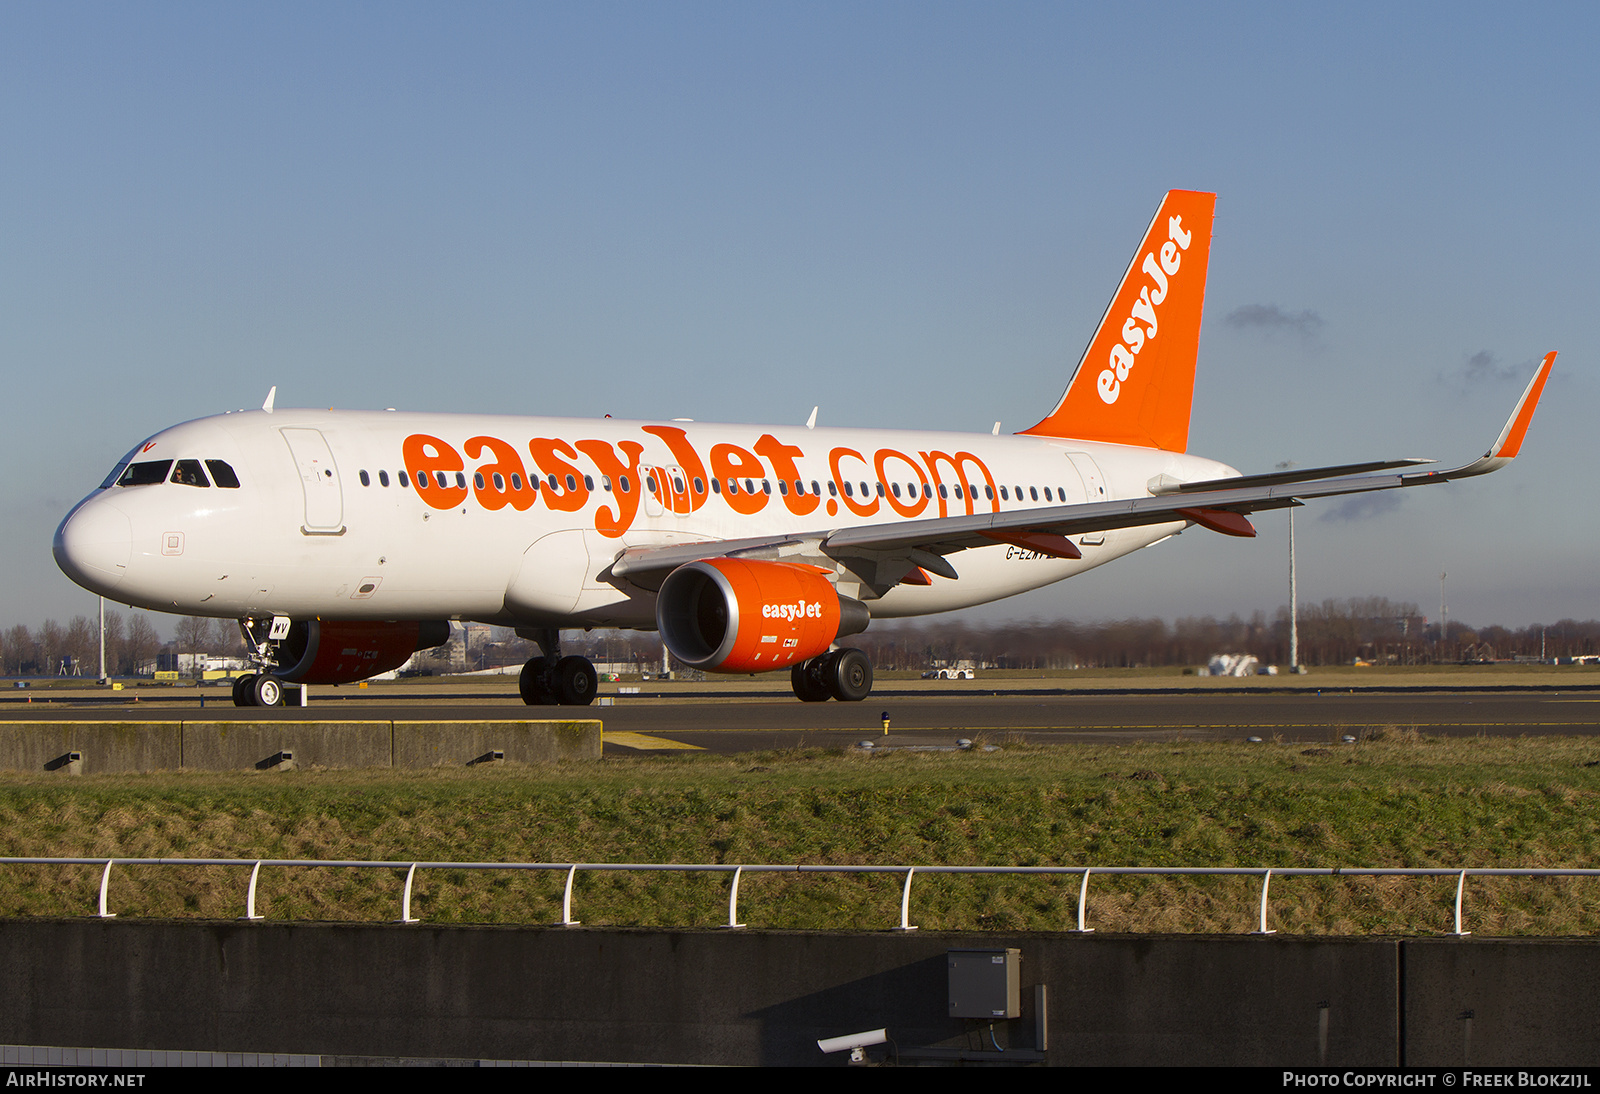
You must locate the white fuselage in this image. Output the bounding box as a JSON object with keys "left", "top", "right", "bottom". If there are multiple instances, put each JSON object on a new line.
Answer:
{"left": 54, "top": 409, "right": 1239, "bottom": 630}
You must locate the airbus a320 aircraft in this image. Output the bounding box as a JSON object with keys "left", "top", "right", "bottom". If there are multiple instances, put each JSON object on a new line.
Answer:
{"left": 54, "top": 191, "right": 1553, "bottom": 708}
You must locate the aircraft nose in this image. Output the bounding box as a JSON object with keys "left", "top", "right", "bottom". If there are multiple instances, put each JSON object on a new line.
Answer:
{"left": 54, "top": 498, "right": 133, "bottom": 594}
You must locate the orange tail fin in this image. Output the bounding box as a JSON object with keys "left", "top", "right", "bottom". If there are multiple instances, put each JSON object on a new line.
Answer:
{"left": 1020, "top": 189, "right": 1216, "bottom": 451}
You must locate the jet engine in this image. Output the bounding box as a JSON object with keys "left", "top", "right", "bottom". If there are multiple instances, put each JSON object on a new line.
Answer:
{"left": 271, "top": 619, "right": 451, "bottom": 684}
{"left": 656, "top": 558, "right": 869, "bottom": 673}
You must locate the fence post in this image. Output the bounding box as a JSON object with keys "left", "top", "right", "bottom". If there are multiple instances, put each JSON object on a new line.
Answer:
{"left": 241, "top": 860, "right": 264, "bottom": 921}
{"left": 725, "top": 866, "right": 745, "bottom": 929}
{"left": 96, "top": 860, "right": 116, "bottom": 919}
{"left": 1454, "top": 870, "right": 1472, "bottom": 937}
{"left": 1075, "top": 868, "right": 1095, "bottom": 933}
{"left": 399, "top": 863, "right": 420, "bottom": 923}
{"left": 896, "top": 868, "right": 918, "bottom": 931}
{"left": 1256, "top": 869, "right": 1276, "bottom": 935}
{"left": 559, "top": 865, "right": 581, "bottom": 927}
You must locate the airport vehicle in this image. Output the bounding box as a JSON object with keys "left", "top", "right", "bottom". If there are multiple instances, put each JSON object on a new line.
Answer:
{"left": 53, "top": 191, "right": 1554, "bottom": 707}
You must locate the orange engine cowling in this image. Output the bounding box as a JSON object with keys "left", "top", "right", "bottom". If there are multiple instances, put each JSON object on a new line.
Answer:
{"left": 275, "top": 620, "right": 451, "bottom": 684}
{"left": 656, "top": 559, "right": 869, "bottom": 673}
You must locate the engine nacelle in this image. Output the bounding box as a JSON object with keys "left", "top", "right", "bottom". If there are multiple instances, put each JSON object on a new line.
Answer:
{"left": 656, "top": 558, "right": 869, "bottom": 673}
{"left": 274, "top": 620, "right": 451, "bottom": 684}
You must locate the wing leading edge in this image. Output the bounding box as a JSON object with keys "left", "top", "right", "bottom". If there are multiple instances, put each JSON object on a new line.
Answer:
{"left": 610, "top": 353, "right": 1555, "bottom": 583}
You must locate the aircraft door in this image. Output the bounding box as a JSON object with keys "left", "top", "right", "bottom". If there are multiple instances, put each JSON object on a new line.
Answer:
{"left": 642, "top": 466, "right": 665, "bottom": 518}
{"left": 1065, "top": 452, "right": 1108, "bottom": 546}
{"left": 280, "top": 428, "right": 345, "bottom": 534}
{"left": 643, "top": 466, "right": 692, "bottom": 518}
{"left": 664, "top": 465, "right": 692, "bottom": 515}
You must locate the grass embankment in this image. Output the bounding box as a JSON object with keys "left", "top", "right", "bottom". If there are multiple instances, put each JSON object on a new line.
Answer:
{"left": 0, "top": 732, "right": 1597, "bottom": 935}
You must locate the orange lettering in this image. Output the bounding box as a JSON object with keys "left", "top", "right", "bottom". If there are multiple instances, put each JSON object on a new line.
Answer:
{"left": 465, "top": 435, "right": 534, "bottom": 512}
{"left": 829, "top": 447, "right": 879, "bottom": 517}
{"left": 710, "top": 443, "right": 769, "bottom": 515}
{"left": 641, "top": 426, "right": 709, "bottom": 512}
{"left": 754, "top": 434, "right": 819, "bottom": 516}
{"left": 875, "top": 448, "right": 930, "bottom": 518}
{"left": 920, "top": 450, "right": 997, "bottom": 517}
{"left": 527, "top": 437, "right": 589, "bottom": 513}
{"left": 576, "top": 438, "right": 646, "bottom": 537}
{"left": 403, "top": 434, "right": 468, "bottom": 510}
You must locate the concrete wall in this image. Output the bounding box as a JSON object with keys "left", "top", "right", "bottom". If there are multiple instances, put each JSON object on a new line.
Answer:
{"left": 0, "top": 921, "right": 1595, "bottom": 1066}
{"left": 0, "top": 720, "right": 600, "bottom": 772}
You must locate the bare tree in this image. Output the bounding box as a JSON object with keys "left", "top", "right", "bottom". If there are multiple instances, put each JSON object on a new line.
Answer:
{"left": 174, "top": 616, "right": 216, "bottom": 675}
{"left": 123, "top": 615, "right": 160, "bottom": 676}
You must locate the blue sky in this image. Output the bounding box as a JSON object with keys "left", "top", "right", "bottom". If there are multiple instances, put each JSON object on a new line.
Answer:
{"left": 3, "top": 3, "right": 1593, "bottom": 637}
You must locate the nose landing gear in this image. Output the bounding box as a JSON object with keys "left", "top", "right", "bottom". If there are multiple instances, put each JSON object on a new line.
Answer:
{"left": 231, "top": 672, "right": 287, "bottom": 707}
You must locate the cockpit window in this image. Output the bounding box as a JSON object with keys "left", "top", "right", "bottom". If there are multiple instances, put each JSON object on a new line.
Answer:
{"left": 116, "top": 460, "right": 172, "bottom": 487}
{"left": 206, "top": 460, "right": 240, "bottom": 488}
{"left": 171, "top": 460, "right": 211, "bottom": 488}
{"left": 100, "top": 461, "right": 131, "bottom": 489}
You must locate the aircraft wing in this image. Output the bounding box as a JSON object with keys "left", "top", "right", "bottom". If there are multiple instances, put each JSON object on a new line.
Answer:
{"left": 610, "top": 352, "right": 1553, "bottom": 583}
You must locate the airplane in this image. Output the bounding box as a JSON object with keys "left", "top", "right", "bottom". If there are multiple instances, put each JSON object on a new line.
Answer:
{"left": 53, "top": 190, "right": 1554, "bottom": 708}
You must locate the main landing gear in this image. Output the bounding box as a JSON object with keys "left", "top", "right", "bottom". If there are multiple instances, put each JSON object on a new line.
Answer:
{"left": 518, "top": 628, "right": 598, "bottom": 706}
{"left": 790, "top": 648, "right": 873, "bottom": 703}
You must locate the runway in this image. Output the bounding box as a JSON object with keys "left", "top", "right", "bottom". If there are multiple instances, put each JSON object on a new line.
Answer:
{"left": 7, "top": 678, "right": 1600, "bottom": 756}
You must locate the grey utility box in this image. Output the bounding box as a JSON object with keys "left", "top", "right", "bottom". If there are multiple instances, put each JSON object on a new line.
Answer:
{"left": 948, "top": 948, "right": 1022, "bottom": 1019}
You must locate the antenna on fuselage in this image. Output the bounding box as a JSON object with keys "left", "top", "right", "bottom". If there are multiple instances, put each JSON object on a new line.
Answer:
{"left": 262, "top": 386, "right": 277, "bottom": 414}
{"left": 992, "top": 422, "right": 1001, "bottom": 435}
{"left": 806, "top": 406, "right": 818, "bottom": 430}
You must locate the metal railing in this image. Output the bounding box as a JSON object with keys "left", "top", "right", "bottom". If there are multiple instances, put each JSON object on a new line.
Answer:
{"left": 3, "top": 857, "right": 1596, "bottom": 935}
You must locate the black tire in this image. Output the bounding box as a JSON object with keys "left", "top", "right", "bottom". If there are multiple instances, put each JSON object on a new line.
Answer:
{"left": 519, "top": 656, "right": 556, "bottom": 705}
{"left": 232, "top": 674, "right": 257, "bottom": 707}
{"left": 556, "top": 656, "right": 598, "bottom": 706}
{"left": 252, "top": 674, "right": 284, "bottom": 707}
{"left": 828, "top": 648, "right": 873, "bottom": 702}
{"left": 791, "top": 659, "right": 832, "bottom": 702}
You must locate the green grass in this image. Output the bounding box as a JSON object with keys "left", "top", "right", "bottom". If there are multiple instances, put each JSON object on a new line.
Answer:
{"left": 0, "top": 732, "right": 1597, "bottom": 934}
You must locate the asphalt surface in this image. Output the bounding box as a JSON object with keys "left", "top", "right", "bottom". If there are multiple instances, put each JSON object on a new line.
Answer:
{"left": 6, "top": 682, "right": 1600, "bottom": 755}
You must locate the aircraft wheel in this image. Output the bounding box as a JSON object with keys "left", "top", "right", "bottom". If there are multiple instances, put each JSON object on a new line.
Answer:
{"left": 791, "top": 659, "right": 832, "bottom": 702}
{"left": 519, "top": 656, "right": 557, "bottom": 705}
{"left": 828, "top": 648, "right": 873, "bottom": 702}
{"left": 252, "top": 674, "right": 285, "bottom": 708}
{"left": 556, "top": 656, "right": 598, "bottom": 706}
{"left": 232, "top": 674, "right": 257, "bottom": 707}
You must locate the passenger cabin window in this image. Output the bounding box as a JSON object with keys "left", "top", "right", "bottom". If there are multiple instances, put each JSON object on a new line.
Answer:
{"left": 360, "top": 470, "right": 371, "bottom": 487}
{"left": 117, "top": 460, "right": 172, "bottom": 487}
{"left": 378, "top": 470, "right": 390, "bottom": 487}
{"left": 171, "top": 460, "right": 209, "bottom": 487}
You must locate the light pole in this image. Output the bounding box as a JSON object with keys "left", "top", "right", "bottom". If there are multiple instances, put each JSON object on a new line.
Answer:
{"left": 1277, "top": 462, "right": 1298, "bottom": 672}
{"left": 1440, "top": 571, "right": 1448, "bottom": 663}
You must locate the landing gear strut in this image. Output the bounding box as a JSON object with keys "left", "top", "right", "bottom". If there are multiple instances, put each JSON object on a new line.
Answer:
{"left": 517, "top": 629, "right": 598, "bottom": 706}
{"left": 790, "top": 648, "right": 873, "bottom": 702}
